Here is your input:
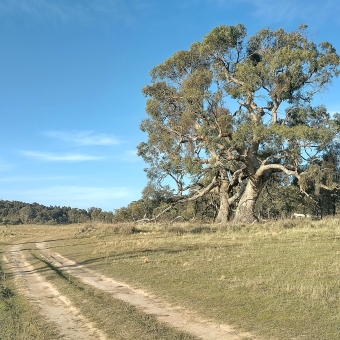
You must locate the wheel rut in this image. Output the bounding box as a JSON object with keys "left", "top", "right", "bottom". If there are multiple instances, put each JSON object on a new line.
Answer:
{"left": 4, "top": 245, "right": 107, "bottom": 340}
{"left": 35, "top": 241, "right": 256, "bottom": 340}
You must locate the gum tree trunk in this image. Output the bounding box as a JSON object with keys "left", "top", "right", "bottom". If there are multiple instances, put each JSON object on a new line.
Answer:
{"left": 233, "top": 171, "right": 271, "bottom": 223}
{"left": 215, "top": 179, "right": 230, "bottom": 223}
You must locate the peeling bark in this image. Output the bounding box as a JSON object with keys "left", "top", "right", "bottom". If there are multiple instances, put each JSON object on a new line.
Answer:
{"left": 233, "top": 170, "right": 272, "bottom": 223}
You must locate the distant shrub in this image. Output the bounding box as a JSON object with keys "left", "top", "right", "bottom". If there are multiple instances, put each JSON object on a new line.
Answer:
{"left": 190, "top": 226, "right": 215, "bottom": 234}
{"left": 8, "top": 218, "right": 23, "bottom": 225}
{"left": 166, "top": 226, "right": 186, "bottom": 235}
{"left": 228, "top": 224, "right": 244, "bottom": 232}
{"left": 76, "top": 224, "right": 97, "bottom": 234}
{"left": 118, "top": 225, "right": 139, "bottom": 235}
{"left": 46, "top": 220, "right": 58, "bottom": 226}
{"left": 165, "top": 223, "right": 216, "bottom": 235}
{"left": 283, "top": 222, "right": 296, "bottom": 229}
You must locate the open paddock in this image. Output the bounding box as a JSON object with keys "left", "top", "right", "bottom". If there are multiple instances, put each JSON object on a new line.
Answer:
{"left": 1, "top": 218, "right": 340, "bottom": 339}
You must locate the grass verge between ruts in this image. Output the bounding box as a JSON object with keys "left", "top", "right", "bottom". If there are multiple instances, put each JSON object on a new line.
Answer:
{"left": 26, "top": 246, "right": 198, "bottom": 340}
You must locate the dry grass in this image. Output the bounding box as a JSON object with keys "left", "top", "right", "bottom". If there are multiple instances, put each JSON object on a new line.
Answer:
{"left": 0, "top": 225, "right": 197, "bottom": 339}
{"left": 2, "top": 219, "right": 340, "bottom": 339}
{"left": 0, "top": 236, "right": 59, "bottom": 339}
{"left": 25, "top": 247, "right": 197, "bottom": 340}
{"left": 45, "top": 218, "right": 340, "bottom": 340}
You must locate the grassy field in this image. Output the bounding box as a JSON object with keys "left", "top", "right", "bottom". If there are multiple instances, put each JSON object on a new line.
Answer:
{"left": 1, "top": 219, "right": 340, "bottom": 339}
{"left": 1, "top": 226, "right": 197, "bottom": 340}
{"left": 28, "top": 248, "right": 198, "bottom": 340}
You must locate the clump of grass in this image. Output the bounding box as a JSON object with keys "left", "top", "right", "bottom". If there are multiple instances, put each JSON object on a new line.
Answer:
{"left": 166, "top": 223, "right": 216, "bottom": 235}
{"left": 76, "top": 224, "right": 97, "bottom": 234}
{"left": 166, "top": 226, "right": 186, "bottom": 235}
{"left": 118, "top": 224, "right": 140, "bottom": 235}
{"left": 282, "top": 221, "right": 296, "bottom": 229}
{"left": 190, "top": 226, "right": 216, "bottom": 234}
{"left": 77, "top": 223, "right": 141, "bottom": 237}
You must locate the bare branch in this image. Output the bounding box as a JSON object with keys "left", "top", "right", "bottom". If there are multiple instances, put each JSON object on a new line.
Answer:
{"left": 136, "top": 178, "right": 219, "bottom": 223}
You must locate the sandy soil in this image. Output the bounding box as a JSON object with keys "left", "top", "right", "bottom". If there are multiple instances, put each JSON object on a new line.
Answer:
{"left": 35, "top": 241, "right": 256, "bottom": 340}
{"left": 4, "top": 245, "right": 107, "bottom": 340}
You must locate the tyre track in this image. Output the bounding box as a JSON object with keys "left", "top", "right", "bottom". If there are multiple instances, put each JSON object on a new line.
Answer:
{"left": 4, "top": 245, "right": 107, "bottom": 340}
{"left": 36, "top": 241, "right": 256, "bottom": 340}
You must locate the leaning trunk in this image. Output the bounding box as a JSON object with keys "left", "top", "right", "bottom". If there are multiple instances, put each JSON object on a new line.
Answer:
{"left": 215, "top": 180, "right": 230, "bottom": 223}
{"left": 233, "top": 176, "right": 266, "bottom": 223}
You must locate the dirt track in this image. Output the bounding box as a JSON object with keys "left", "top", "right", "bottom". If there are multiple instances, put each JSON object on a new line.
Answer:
{"left": 5, "top": 241, "right": 256, "bottom": 340}
{"left": 4, "top": 245, "right": 106, "bottom": 340}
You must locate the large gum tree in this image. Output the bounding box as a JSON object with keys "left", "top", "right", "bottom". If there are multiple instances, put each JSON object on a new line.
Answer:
{"left": 138, "top": 24, "right": 340, "bottom": 223}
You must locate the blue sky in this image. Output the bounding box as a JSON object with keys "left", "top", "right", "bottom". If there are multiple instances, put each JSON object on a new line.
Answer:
{"left": 1, "top": 0, "right": 340, "bottom": 211}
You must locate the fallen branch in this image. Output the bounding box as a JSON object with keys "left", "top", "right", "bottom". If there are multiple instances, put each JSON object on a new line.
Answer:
{"left": 135, "top": 178, "right": 219, "bottom": 223}
{"left": 170, "top": 216, "right": 186, "bottom": 223}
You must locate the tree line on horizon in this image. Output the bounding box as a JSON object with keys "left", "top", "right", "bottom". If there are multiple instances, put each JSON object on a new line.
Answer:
{"left": 0, "top": 177, "right": 338, "bottom": 226}
{"left": 0, "top": 200, "right": 115, "bottom": 225}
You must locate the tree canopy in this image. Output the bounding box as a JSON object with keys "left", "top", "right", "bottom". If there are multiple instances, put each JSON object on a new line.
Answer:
{"left": 138, "top": 24, "right": 340, "bottom": 223}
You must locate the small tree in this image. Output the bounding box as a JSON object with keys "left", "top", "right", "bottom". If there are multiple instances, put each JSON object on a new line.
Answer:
{"left": 138, "top": 24, "right": 340, "bottom": 223}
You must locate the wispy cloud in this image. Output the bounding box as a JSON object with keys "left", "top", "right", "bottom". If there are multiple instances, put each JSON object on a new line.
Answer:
{"left": 0, "top": 0, "right": 152, "bottom": 26}
{"left": 209, "top": 0, "right": 340, "bottom": 24}
{"left": 0, "top": 0, "right": 90, "bottom": 23}
{"left": 22, "top": 151, "right": 103, "bottom": 162}
{"left": 6, "top": 185, "right": 131, "bottom": 210}
{"left": 241, "top": 0, "right": 318, "bottom": 22}
{"left": 44, "top": 131, "right": 121, "bottom": 146}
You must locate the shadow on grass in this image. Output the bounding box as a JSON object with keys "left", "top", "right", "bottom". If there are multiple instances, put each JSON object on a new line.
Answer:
{"left": 31, "top": 253, "right": 85, "bottom": 291}
{"left": 74, "top": 242, "right": 242, "bottom": 267}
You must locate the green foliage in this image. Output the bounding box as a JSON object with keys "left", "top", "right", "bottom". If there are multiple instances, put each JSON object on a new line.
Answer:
{"left": 138, "top": 23, "right": 340, "bottom": 222}
{"left": 0, "top": 200, "right": 115, "bottom": 225}
{"left": 256, "top": 170, "right": 340, "bottom": 218}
